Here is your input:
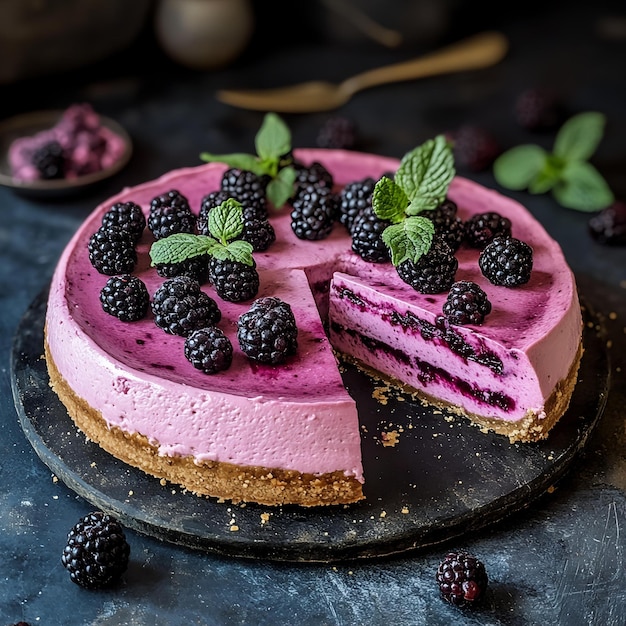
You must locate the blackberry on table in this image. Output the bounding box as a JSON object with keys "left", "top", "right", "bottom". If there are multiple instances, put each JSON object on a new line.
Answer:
{"left": 88, "top": 225, "right": 137, "bottom": 275}
{"left": 436, "top": 551, "right": 488, "bottom": 607}
{"left": 428, "top": 199, "right": 465, "bottom": 252}
{"left": 101, "top": 201, "right": 146, "bottom": 243}
{"left": 155, "top": 254, "right": 211, "bottom": 285}
{"left": 479, "top": 236, "right": 533, "bottom": 287}
{"left": 515, "top": 87, "right": 564, "bottom": 131}
{"left": 290, "top": 184, "right": 338, "bottom": 241}
{"left": 396, "top": 237, "right": 458, "bottom": 294}
{"left": 338, "top": 176, "right": 376, "bottom": 233}
{"left": 32, "top": 140, "right": 66, "bottom": 180}
{"left": 221, "top": 168, "right": 269, "bottom": 214}
{"left": 443, "top": 281, "right": 492, "bottom": 325}
{"left": 291, "top": 161, "right": 334, "bottom": 203}
{"left": 464, "top": 211, "right": 512, "bottom": 249}
{"left": 237, "top": 297, "right": 298, "bottom": 364}
{"left": 209, "top": 257, "right": 259, "bottom": 303}
{"left": 152, "top": 275, "right": 221, "bottom": 336}
{"left": 351, "top": 205, "right": 391, "bottom": 263}
{"left": 588, "top": 200, "right": 626, "bottom": 246}
{"left": 100, "top": 274, "right": 149, "bottom": 322}
{"left": 148, "top": 189, "right": 196, "bottom": 240}
{"left": 185, "top": 327, "right": 233, "bottom": 374}
{"left": 61, "top": 511, "right": 130, "bottom": 590}
{"left": 316, "top": 115, "right": 357, "bottom": 149}
{"left": 450, "top": 125, "right": 501, "bottom": 172}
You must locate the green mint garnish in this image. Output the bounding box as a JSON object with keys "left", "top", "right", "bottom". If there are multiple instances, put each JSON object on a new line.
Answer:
{"left": 493, "top": 111, "right": 614, "bottom": 211}
{"left": 150, "top": 198, "right": 254, "bottom": 268}
{"left": 200, "top": 112, "right": 296, "bottom": 209}
{"left": 372, "top": 134, "right": 454, "bottom": 266}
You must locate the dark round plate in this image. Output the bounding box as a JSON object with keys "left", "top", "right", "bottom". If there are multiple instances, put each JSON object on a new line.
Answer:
{"left": 10, "top": 288, "right": 610, "bottom": 562}
{"left": 0, "top": 109, "right": 132, "bottom": 198}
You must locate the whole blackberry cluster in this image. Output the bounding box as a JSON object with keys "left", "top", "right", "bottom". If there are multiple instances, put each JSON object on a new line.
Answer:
{"left": 31, "top": 140, "right": 66, "bottom": 179}
{"left": 351, "top": 205, "right": 390, "bottom": 263}
{"left": 443, "top": 281, "right": 492, "bottom": 325}
{"left": 291, "top": 161, "right": 334, "bottom": 202}
{"left": 237, "top": 297, "right": 298, "bottom": 364}
{"left": 451, "top": 125, "right": 501, "bottom": 172}
{"left": 185, "top": 327, "right": 233, "bottom": 374}
{"left": 155, "top": 254, "right": 211, "bottom": 285}
{"left": 338, "top": 176, "right": 376, "bottom": 232}
{"left": 209, "top": 257, "right": 259, "bottom": 302}
{"left": 101, "top": 201, "right": 146, "bottom": 243}
{"left": 479, "top": 236, "right": 533, "bottom": 287}
{"left": 61, "top": 511, "right": 130, "bottom": 589}
{"left": 290, "top": 185, "right": 338, "bottom": 240}
{"left": 100, "top": 274, "right": 150, "bottom": 322}
{"left": 197, "top": 190, "right": 231, "bottom": 234}
{"left": 221, "top": 168, "right": 269, "bottom": 214}
{"left": 428, "top": 199, "right": 464, "bottom": 252}
{"left": 436, "top": 551, "right": 488, "bottom": 606}
{"left": 397, "top": 238, "right": 458, "bottom": 294}
{"left": 88, "top": 225, "right": 137, "bottom": 275}
{"left": 152, "top": 276, "right": 221, "bottom": 336}
{"left": 464, "top": 211, "right": 512, "bottom": 249}
{"left": 515, "top": 87, "right": 563, "bottom": 131}
{"left": 588, "top": 200, "right": 626, "bottom": 246}
{"left": 316, "top": 115, "right": 357, "bottom": 149}
{"left": 148, "top": 189, "right": 196, "bottom": 240}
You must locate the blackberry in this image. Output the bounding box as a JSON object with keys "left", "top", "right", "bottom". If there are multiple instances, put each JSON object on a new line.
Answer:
{"left": 290, "top": 184, "right": 338, "bottom": 240}
{"left": 237, "top": 297, "right": 298, "bottom": 364}
{"left": 185, "top": 327, "right": 233, "bottom": 374}
{"left": 242, "top": 216, "right": 276, "bottom": 251}
{"left": 316, "top": 115, "right": 357, "bottom": 150}
{"left": 351, "top": 205, "right": 391, "bottom": 263}
{"left": 338, "top": 176, "right": 376, "bottom": 232}
{"left": 428, "top": 199, "right": 464, "bottom": 252}
{"left": 100, "top": 274, "right": 149, "bottom": 322}
{"left": 209, "top": 257, "right": 259, "bottom": 303}
{"left": 151, "top": 276, "right": 221, "bottom": 336}
{"left": 464, "top": 211, "right": 512, "bottom": 249}
{"left": 155, "top": 254, "right": 211, "bottom": 285}
{"left": 32, "top": 140, "right": 66, "bottom": 180}
{"left": 148, "top": 189, "right": 196, "bottom": 240}
{"left": 450, "top": 125, "right": 501, "bottom": 172}
{"left": 197, "top": 190, "right": 232, "bottom": 234}
{"left": 396, "top": 238, "right": 458, "bottom": 294}
{"left": 61, "top": 511, "right": 130, "bottom": 590}
{"left": 88, "top": 225, "right": 137, "bottom": 275}
{"left": 101, "top": 201, "right": 146, "bottom": 243}
{"left": 436, "top": 551, "right": 488, "bottom": 606}
{"left": 588, "top": 200, "right": 626, "bottom": 246}
{"left": 479, "top": 236, "right": 533, "bottom": 287}
{"left": 221, "top": 168, "right": 269, "bottom": 214}
{"left": 291, "top": 161, "right": 334, "bottom": 203}
{"left": 515, "top": 87, "right": 564, "bottom": 131}
{"left": 443, "top": 281, "right": 492, "bottom": 325}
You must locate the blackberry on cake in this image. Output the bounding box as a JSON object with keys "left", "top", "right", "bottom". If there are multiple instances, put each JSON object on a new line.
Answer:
{"left": 197, "top": 190, "right": 231, "bottom": 234}
{"left": 148, "top": 189, "right": 196, "bottom": 240}
{"left": 31, "top": 140, "right": 66, "bottom": 180}
{"left": 100, "top": 274, "right": 150, "bottom": 322}
{"left": 588, "top": 200, "right": 626, "bottom": 246}
{"left": 351, "top": 205, "right": 391, "bottom": 263}
{"left": 88, "top": 225, "right": 137, "bottom": 275}
{"left": 443, "top": 281, "right": 492, "bottom": 326}
{"left": 238, "top": 297, "right": 298, "bottom": 364}
{"left": 152, "top": 275, "right": 221, "bottom": 336}
{"left": 396, "top": 237, "right": 458, "bottom": 294}
{"left": 479, "top": 236, "right": 533, "bottom": 287}
{"left": 155, "top": 254, "right": 211, "bottom": 285}
{"left": 290, "top": 184, "right": 338, "bottom": 241}
{"left": 185, "top": 327, "right": 233, "bottom": 374}
{"left": 209, "top": 256, "right": 260, "bottom": 302}
{"left": 428, "top": 199, "right": 464, "bottom": 252}
{"left": 464, "top": 211, "right": 512, "bottom": 249}
{"left": 101, "top": 201, "right": 146, "bottom": 243}
{"left": 61, "top": 511, "right": 130, "bottom": 590}
{"left": 436, "top": 551, "right": 488, "bottom": 607}
{"left": 338, "top": 176, "right": 376, "bottom": 233}
{"left": 221, "top": 167, "right": 270, "bottom": 216}
{"left": 291, "top": 160, "right": 334, "bottom": 203}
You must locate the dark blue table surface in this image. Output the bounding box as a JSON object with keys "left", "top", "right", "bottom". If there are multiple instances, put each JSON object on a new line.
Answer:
{"left": 2, "top": 3, "right": 626, "bottom": 624}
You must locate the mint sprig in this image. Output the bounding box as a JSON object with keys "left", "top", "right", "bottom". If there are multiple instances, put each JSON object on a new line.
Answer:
{"left": 200, "top": 112, "right": 297, "bottom": 209}
{"left": 372, "top": 134, "right": 454, "bottom": 266}
{"left": 493, "top": 111, "right": 614, "bottom": 211}
{"left": 150, "top": 198, "right": 254, "bottom": 268}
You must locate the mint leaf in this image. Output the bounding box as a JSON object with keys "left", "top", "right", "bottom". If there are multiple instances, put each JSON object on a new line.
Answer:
{"left": 381, "top": 216, "right": 434, "bottom": 266}
{"left": 553, "top": 161, "right": 614, "bottom": 211}
{"left": 553, "top": 111, "right": 606, "bottom": 162}
{"left": 199, "top": 152, "right": 266, "bottom": 176}
{"left": 256, "top": 113, "right": 291, "bottom": 162}
{"left": 150, "top": 233, "right": 217, "bottom": 266}
{"left": 396, "top": 135, "right": 455, "bottom": 214}
{"left": 372, "top": 176, "right": 409, "bottom": 223}
{"left": 493, "top": 144, "right": 547, "bottom": 190}
{"left": 225, "top": 239, "right": 254, "bottom": 266}
{"left": 267, "top": 165, "right": 297, "bottom": 208}
{"left": 208, "top": 198, "right": 243, "bottom": 244}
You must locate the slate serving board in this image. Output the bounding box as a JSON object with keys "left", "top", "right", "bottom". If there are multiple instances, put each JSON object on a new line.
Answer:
{"left": 11, "top": 288, "right": 610, "bottom": 562}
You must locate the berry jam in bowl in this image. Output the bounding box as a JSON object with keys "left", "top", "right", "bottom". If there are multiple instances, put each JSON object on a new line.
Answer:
{"left": 0, "top": 104, "right": 132, "bottom": 198}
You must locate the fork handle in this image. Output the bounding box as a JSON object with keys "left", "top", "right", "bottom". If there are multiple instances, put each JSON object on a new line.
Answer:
{"left": 342, "top": 31, "right": 508, "bottom": 94}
